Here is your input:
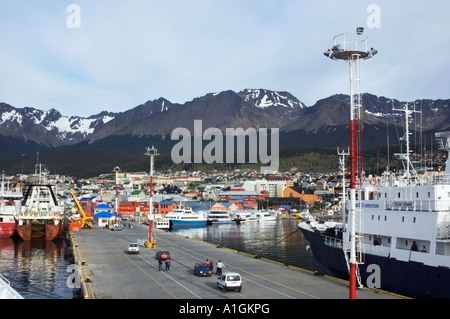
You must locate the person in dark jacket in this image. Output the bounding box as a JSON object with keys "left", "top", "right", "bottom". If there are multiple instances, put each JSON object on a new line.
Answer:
{"left": 165, "top": 259, "right": 171, "bottom": 271}
{"left": 158, "top": 258, "right": 163, "bottom": 271}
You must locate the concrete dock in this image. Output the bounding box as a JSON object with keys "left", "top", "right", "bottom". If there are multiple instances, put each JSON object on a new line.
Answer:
{"left": 69, "top": 222, "right": 408, "bottom": 301}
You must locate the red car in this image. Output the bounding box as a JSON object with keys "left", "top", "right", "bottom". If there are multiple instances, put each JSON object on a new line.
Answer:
{"left": 155, "top": 250, "right": 171, "bottom": 260}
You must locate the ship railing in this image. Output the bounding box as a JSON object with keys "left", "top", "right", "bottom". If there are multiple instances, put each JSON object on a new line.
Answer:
{"left": 418, "top": 173, "right": 450, "bottom": 186}
{"left": 20, "top": 209, "right": 56, "bottom": 217}
{"left": 436, "top": 226, "right": 450, "bottom": 240}
{"left": 365, "top": 243, "right": 391, "bottom": 257}
{"left": 379, "top": 172, "right": 450, "bottom": 186}
{"left": 320, "top": 233, "right": 343, "bottom": 248}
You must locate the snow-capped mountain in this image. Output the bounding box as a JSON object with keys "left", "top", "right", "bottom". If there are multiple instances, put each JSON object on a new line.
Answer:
{"left": 0, "top": 89, "right": 449, "bottom": 158}
{"left": 0, "top": 102, "right": 115, "bottom": 146}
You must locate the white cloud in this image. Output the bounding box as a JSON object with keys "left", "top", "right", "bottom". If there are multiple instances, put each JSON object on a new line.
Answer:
{"left": 0, "top": 1, "right": 449, "bottom": 117}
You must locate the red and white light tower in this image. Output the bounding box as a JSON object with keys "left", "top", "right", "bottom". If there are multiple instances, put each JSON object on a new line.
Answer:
{"left": 144, "top": 146, "right": 159, "bottom": 243}
{"left": 113, "top": 166, "right": 121, "bottom": 225}
{"left": 324, "top": 27, "right": 377, "bottom": 299}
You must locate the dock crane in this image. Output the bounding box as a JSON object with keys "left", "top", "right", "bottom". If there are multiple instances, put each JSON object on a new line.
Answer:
{"left": 69, "top": 190, "right": 94, "bottom": 230}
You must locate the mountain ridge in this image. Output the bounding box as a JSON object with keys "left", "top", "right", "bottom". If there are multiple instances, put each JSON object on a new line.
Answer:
{"left": 1, "top": 89, "right": 449, "bottom": 177}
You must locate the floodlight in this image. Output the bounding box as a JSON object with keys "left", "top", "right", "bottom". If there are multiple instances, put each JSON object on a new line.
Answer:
{"left": 331, "top": 44, "right": 340, "bottom": 53}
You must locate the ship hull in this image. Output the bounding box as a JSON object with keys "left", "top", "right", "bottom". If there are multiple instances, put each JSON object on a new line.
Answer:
{"left": 16, "top": 221, "right": 64, "bottom": 241}
{"left": 0, "top": 218, "right": 16, "bottom": 238}
{"left": 169, "top": 220, "right": 206, "bottom": 228}
{"left": 300, "top": 226, "right": 450, "bottom": 299}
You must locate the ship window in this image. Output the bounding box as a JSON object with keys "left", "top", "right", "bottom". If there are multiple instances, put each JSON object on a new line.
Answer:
{"left": 378, "top": 215, "right": 380, "bottom": 221}
{"left": 402, "top": 216, "right": 405, "bottom": 222}
{"left": 416, "top": 192, "right": 419, "bottom": 198}
{"left": 397, "top": 192, "right": 401, "bottom": 198}
{"left": 413, "top": 217, "right": 416, "bottom": 223}
{"left": 385, "top": 216, "right": 387, "bottom": 221}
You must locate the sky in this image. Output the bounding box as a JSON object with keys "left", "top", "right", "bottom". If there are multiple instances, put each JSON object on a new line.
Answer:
{"left": 1, "top": 1, "right": 449, "bottom": 117}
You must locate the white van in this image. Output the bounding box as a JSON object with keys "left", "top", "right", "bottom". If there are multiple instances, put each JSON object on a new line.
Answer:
{"left": 216, "top": 272, "right": 242, "bottom": 292}
{"left": 128, "top": 243, "right": 140, "bottom": 254}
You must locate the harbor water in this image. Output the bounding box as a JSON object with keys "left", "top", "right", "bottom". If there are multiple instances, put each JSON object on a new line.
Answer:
{"left": 0, "top": 236, "right": 74, "bottom": 299}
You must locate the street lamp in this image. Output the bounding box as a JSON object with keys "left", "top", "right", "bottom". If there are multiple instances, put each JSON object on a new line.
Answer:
{"left": 324, "top": 27, "right": 377, "bottom": 299}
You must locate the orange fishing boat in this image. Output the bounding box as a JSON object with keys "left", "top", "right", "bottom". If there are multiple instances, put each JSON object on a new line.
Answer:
{"left": 15, "top": 184, "right": 66, "bottom": 241}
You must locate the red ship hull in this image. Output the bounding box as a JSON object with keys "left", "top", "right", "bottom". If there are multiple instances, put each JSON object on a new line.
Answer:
{"left": 16, "top": 222, "right": 64, "bottom": 241}
{"left": 0, "top": 221, "right": 16, "bottom": 238}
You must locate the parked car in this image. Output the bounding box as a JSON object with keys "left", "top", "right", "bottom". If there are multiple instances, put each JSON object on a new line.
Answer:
{"left": 216, "top": 272, "right": 242, "bottom": 292}
{"left": 111, "top": 224, "right": 124, "bottom": 231}
{"left": 193, "top": 262, "right": 212, "bottom": 277}
{"left": 155, "top": 250, "right": 171, "bottom": 260}
{"left": 128, "top": 243, "right": 139, "bottom": 254}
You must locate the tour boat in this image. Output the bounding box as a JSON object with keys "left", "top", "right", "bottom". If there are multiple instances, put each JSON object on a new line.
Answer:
{"left": 165, "top": 207, "right": 207, "bottom": 228}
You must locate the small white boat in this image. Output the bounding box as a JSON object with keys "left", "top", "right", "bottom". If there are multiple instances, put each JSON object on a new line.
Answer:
{"left": 299, "top": 209, "right": 315, "bottom": 222}
{"left": 251, "top": 210, "right": 277, "bottom": 222}
{"left": 207, "top": 210, "right": 233, "bottom": 225}
{"left": 153, "top": 218, "right": 170, "bottom": 229}
{"left": 232, "top": 210, "right": 259, "bottom": 223}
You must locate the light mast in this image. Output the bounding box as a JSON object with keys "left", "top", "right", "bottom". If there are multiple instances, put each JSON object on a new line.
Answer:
{"left": 324, "top": 27, "right": 377, "bottom": 299}
{"left": 113, "top": 166, "right": 121, "bottom": 225}
{"left": 144, "top": 146, "right": 159, "bottom": 243}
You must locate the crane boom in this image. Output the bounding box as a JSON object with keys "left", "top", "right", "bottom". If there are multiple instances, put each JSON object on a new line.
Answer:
{"left": 69, "top": 191, "right": 94, "bottom": 229}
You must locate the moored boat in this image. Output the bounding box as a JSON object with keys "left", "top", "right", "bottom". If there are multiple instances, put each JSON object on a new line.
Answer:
{"left": 232, "top": 210, "right": 259, "bottom": 224}
{"left": 165, "top": 206, "right": 207, "bottom": 228}
{"left": 251, "top": 210, "right": 277, "bottom": 222}
{"left": 207, "top": 209, "right": 233, "bottom": 225}
{"left": 15, "top": 184, "right": 66, "bottom": 241}
{"left": 153, "top": 218, "right": 170, "bottom": 229}
{"left": 0, "top": 176, "right": 22, "bottom": 238}
{"left": 298, "top": 107, "right": 450, "bottom": 299}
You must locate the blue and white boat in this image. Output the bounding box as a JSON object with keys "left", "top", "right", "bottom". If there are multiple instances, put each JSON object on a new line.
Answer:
{"left": 165, "top": 207, "right": 207, "bottom": 228}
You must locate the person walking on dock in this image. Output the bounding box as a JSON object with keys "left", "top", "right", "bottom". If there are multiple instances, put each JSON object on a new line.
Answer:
{"left": 158, "top": 258, "right": 163, "bottom": 271}
{"left": 165, "top": 259, "right": 171, "bottom": 271}
{"left": 216, "top": 260, "right": 224, "bottom": 276}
